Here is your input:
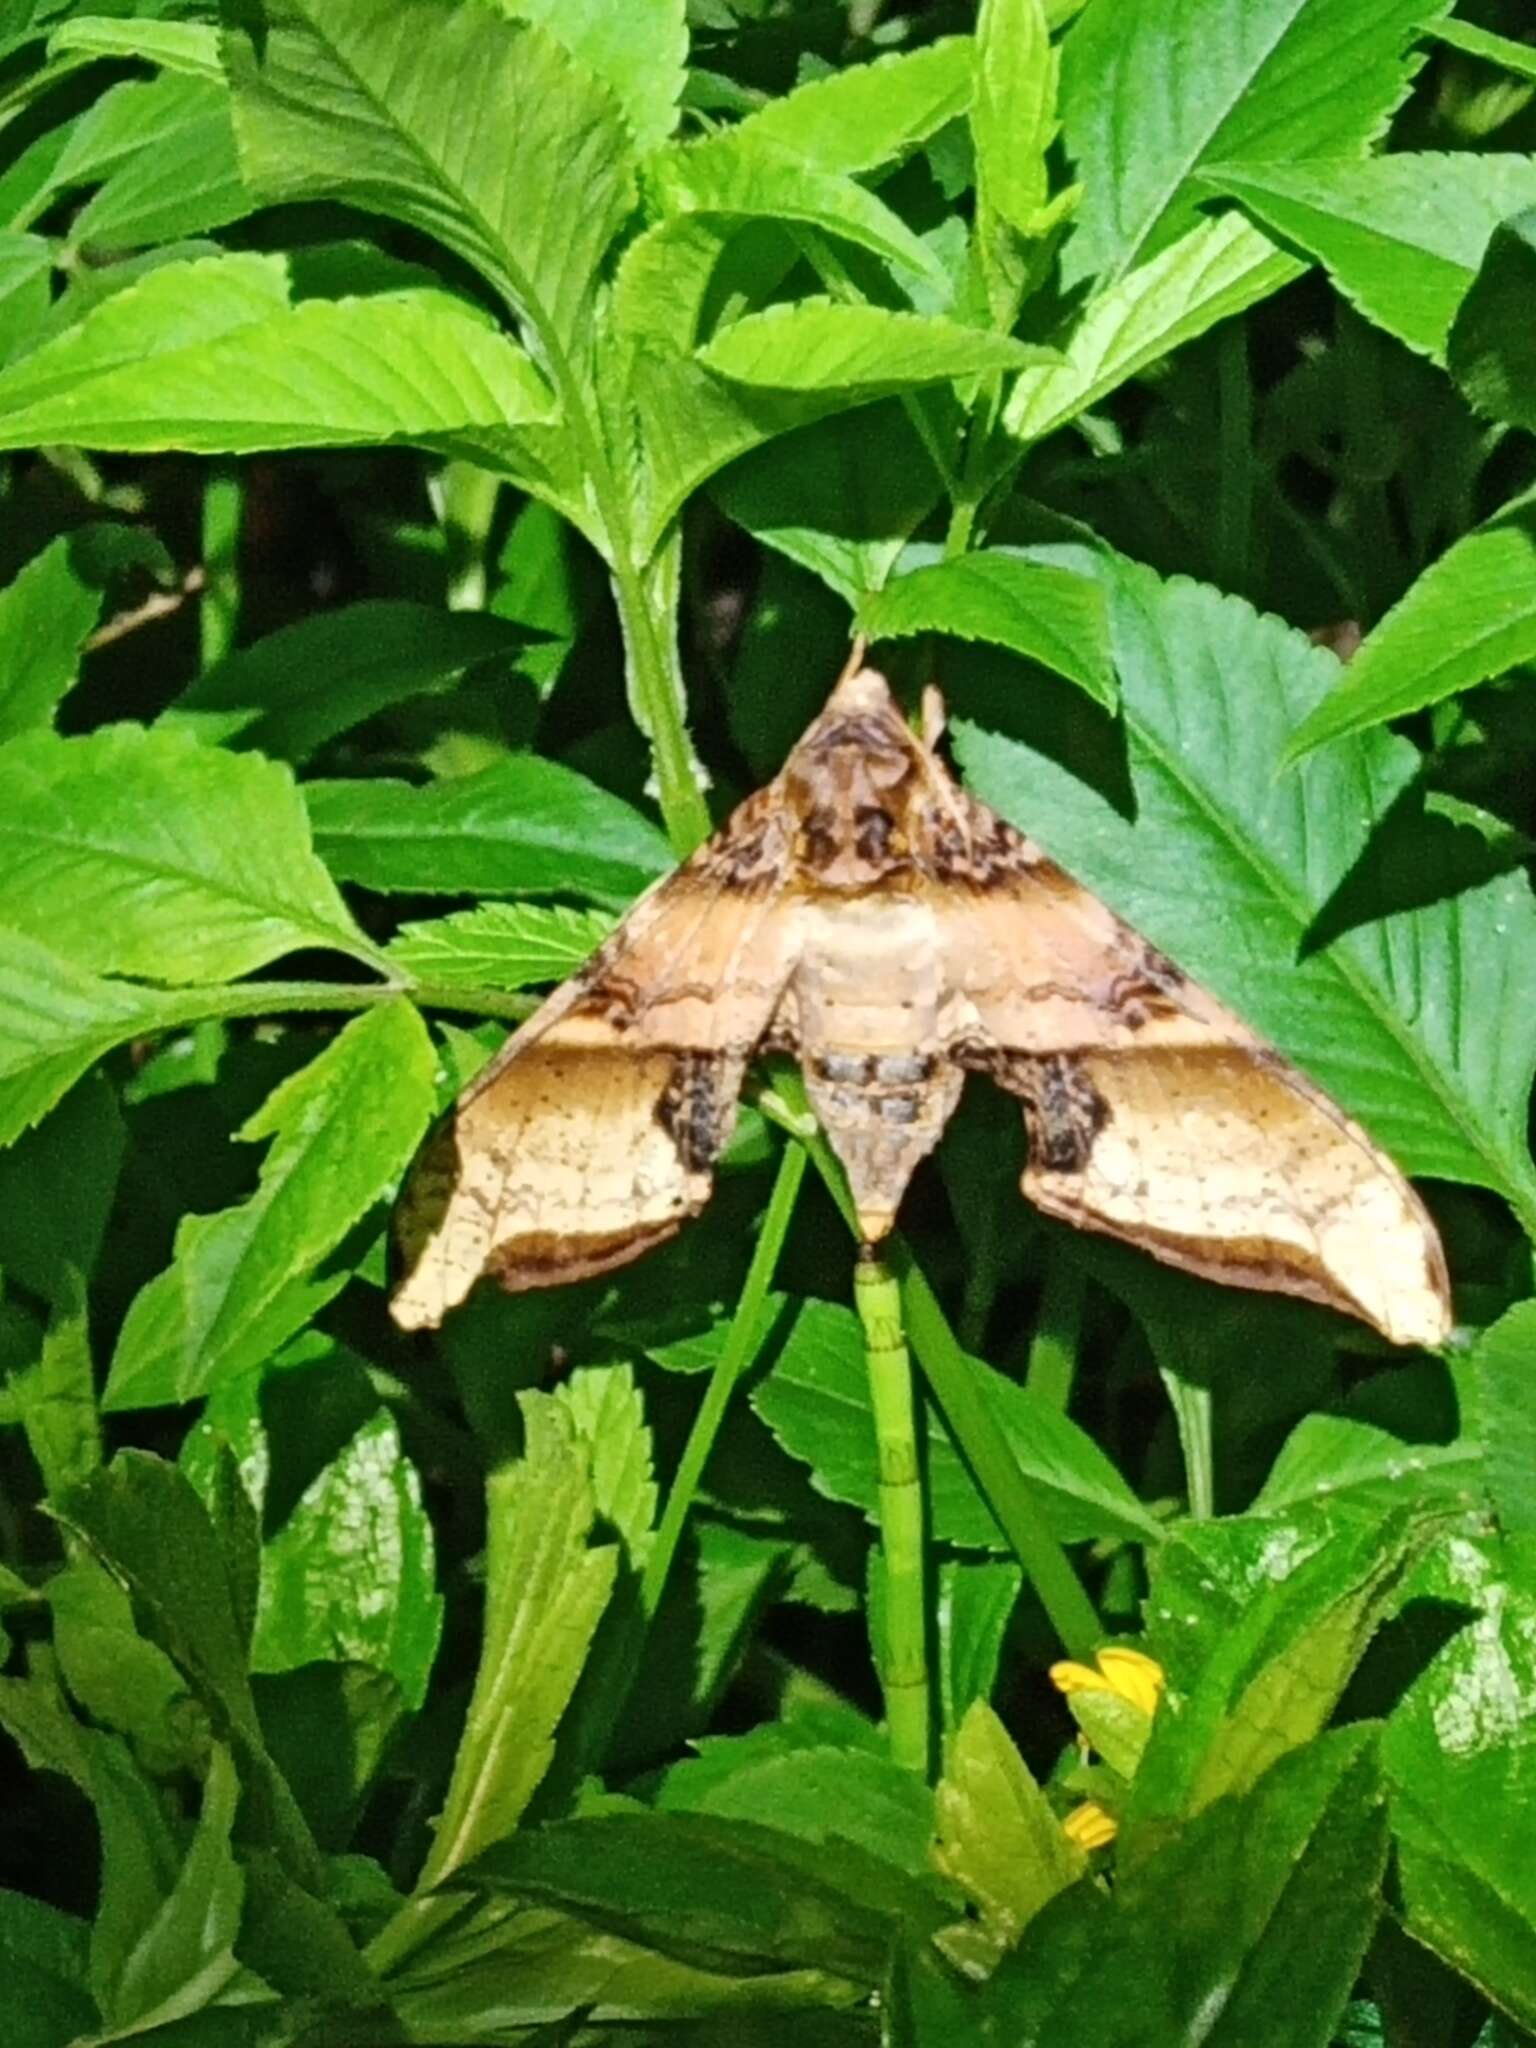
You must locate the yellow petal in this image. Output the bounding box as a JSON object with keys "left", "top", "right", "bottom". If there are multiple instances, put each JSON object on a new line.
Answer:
{"left": 1048, "top": 1659, "right": 1105, "bottom": 1696}
{"left": 1062, "top": 1800, "right": 1117, "bottom": 1851}
{"left": 1096, "top": 1647, "right": 1166, "bottom": 1718}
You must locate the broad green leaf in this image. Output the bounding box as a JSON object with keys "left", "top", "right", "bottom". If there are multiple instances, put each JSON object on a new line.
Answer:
{"left": 0, "top": 256, "right": 555, "bottom": 453}
{"left": 1472, "top": 1302, "right": 1536, "bottom": 1535}
{"left": 466, "top": 1809, "right": 946, "bottom": 1987}
{"left": 47, "top": 1556, "right": 198, "bottom": 1780}
{"left": 711, "top": 399, "right": 945, "bottom": 604}
{"left": 387, "top": 901, "right": 611, "bottom": 990}
{"left": 185, "top": 1344, "right": 442, "bottom": 1708}
{"left": 936, "top": 1558, "right": 1022, "bottom": 1732}
{"left": 983, "top": 1727, "right": 1386, "bottom": 2048}
{"left": 1057, "top": 0, "right": 1448, "bottom": 289}
{"left": 932, "top": 1700, "right": 1086, "bottom": 1950}
{"left": 699, "top": 298, "right": 1053, "bottom": 394}
{"left": 49, "top": 17, "right": 222, "bottom": 77}
{"left": 56, "top": 1451, "right": 322, "bottom": 1888}
{"left": 0, "top": 724, "right": 377, "bottom": 980}
{"left": 860, "top": 551, "right": 1115, "bottom": 707}
{"left": 1282, "top": 493, "right": 1536, "bottom": 762}
{"left": 0, "top": 930, "right": 237, "bottom": 1148}
{"left": 955, "top": 553, "right": 1536, "bottom": 1221}
{"left": 735, "top": 36, "right": 973, "bottom": 174}
{"left": 1448, "top": 206, "right": 1536, "bottom": 430}
{"left": 225, "top": 0, "right": 635, "bottom": 354}
{"left": 503, "top": 0, "right": 684, "bottom": 154}
{"left": 96, "top": 1744, "right": 243, "bottom": 2035}
{"left": 655, "top": 1735, "right": 934, "bottom": 1877}
{"left": 557, "top": 1362, "right": 658, "bottom": 1564}
{"left": 751, "top": 1299, "right": 1162, "bottom": 1548}
{"left": 420, "top": 1394, "right": 618, "bottom": 1881}
{"left": 105, "top": 1001, "right": 436, "bottom": 1410}
{"left": 8, "top": 1277, "right": 99, "bottom": 1499}
{"left": 0, "top": 1072, "right": 123, "bottom": 1302}
{"left": 1426, "top": 17, "right": 1536, "bottom": 81}
{"left": 1254, "top": 1412, "right": 1482, "bottom": 1516}
{"left": 305, "top": 755, "right": 670, "bottom": 908}
{"left": 0, "top": 535, "right": 111, "bottom": 742}
{"left": 973, "top": 0, "right": 1057, "bottom": 237}
{"left": 1384, "top": 1534, "right": 1536, "bottom": 2030}
{"left": 1129, "top": 1506, "right": 1417, "bottom": 1832}
{"left": 0, "top": 1890, "right": 95, "bottom": 2048}
{"left": 0, "top": 231, "right": 52, "bottom": 366}
{"left": 1201, "top": 154, "right": 1536, "bottom": 360}
{"left": 46, "top": 73, "right": 246, "bottom": 253}
{"left": 1004, "top": 210, "right": 1303, "bottom": 443}
{"left": 652, "top": 133, "right": 948, "bottom": 295}
{"left": 161, "top": 601, "right": 533, "bottom": 760}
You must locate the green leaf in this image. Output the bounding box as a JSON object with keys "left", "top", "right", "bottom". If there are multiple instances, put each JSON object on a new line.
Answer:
{"left": 751, "top": 1299, "right": 1162, "bottom": 1548}
{"left": 47, "top": 73, "right": 246, "bottom": 253}
{"left": 1057, "top": 0, "right": 1445, "bottom": 289}
{"left": 0, "top": 723, "right": 378, "bottom": 980}
{"left": 184, "top": 1344, "right": 443, "bottom": 1709}
{"left": 105, "top": 1001, "right": 436, "bottom": 1410}
{"left": 47, "top": 1556, "right": 198, "bottom": 1780}
{"left": 936, "top": 1558, "right": 1022, "bottom": 1732}
{"left": 0, "top": 529, "right": 156, "bottom": 743}
{"left": 386, "top": 901, "right": 612, "bottom": 990}
{"left": 465, "top": 1809, "right": 946, "bottom": 1987}
{"left": 711, "top": 399, "right": 944, "bottom": 604}
{"left": 972, "top": 0, "right": 1057, "bottom": 237}
{"left": 504, "top": 0, "right": 684, "bottom": 154}
{"left": 1254, "top": 1412, "right": 1482, "bottom": 1516}
{"left": 419, "top": 1393, "right": 617, "bottom": 1881}
{"left": 699, "top": 298, "right": 1053, "bottom": 394}
{"left": 734, "top": 36, "right": 973, "bottom": 175}
{"left": 161, "top": 601, "right": 534, "bottom": 760}
{"left": 1282, "top": 493, "right": 1536, "bottom": 762}
{"left": 0, "top": 1890, "right": 95, "bottom": 2048}
{"left": 1129, "top": 1505, "right": 1419, "bottom": 1833}
{"left": 226, "top": 0, "right": 635, "bottom": 353}
{"left": 932, "top": 1700, "right": 1087, "bottom": 1951}
{"left": 1004, "top": 210, "right": 1303, "bottom": 443}
{"left": 1425, "top": 17, "right": 1536, "bottom": 81}
{"left": 955, "top": 552, "right": 1536, "bottom": 1223}
{"left": 984, "top": 1727, "right": 1386, "bottom": 2048}
{"left": 305, "top": 755, "right": 671, "bottom": 908}
{"left": 96, "top": 1744, "right": 244, "bottom": 2035}
{"left": 1384, "top": 1534, "right": 1536, "bottom": 2030}
{"left": 556, "top": 1361, "right": 658, "bottom": 1564}
{"left": 1472, "top": 1303, "right": 1536, "bottom": 1536}
{"left": 1201, "top": 154, "right": 1536, "bottom": 360}
{"left": 0, "top": 930, "right": 237, "bottom": 1148}
{"left": 0, "top": 253, "right": 555, "bottom": 453}
{"left": 860, "top": 551, "right": 1115, "bottom": 707}
{"left": 49, "top": 17, "right": 222, "bottom": 78}
{"left": 0, "top": 230, "right": 51, "bottom": 365}
{"left": 655, "top": 1734, "right": 935, "bottom": 1877}
{"left": 652, "top": 133, "right": 948, "bottom": 295}
{"left": 0, "top": 1072, "right": 123, "bottom": 1304}
{"left": 1448, "top": 206, "right": 1536, "bottom": 430}
{"left": 8, "top": 1275, "right": 100, "bottom": 1498}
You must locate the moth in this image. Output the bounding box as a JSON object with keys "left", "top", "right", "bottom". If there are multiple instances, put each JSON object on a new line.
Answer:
{"left": 391, "top": 656, "right": 1451, "bottom": 1348}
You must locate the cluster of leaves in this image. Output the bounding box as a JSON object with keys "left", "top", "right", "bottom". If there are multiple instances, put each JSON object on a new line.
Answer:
{"left": 1, "top": 0, "right": 1535, "bottom": 2042}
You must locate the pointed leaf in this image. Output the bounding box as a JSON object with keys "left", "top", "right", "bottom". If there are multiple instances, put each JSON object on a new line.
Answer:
{"left": 699, "top": 298, "right": 1052, "bottom": 395}
{"left": 933, "top": 1700, "right": 1086, "bottom": 1948}
{"left": 955, "top": 553, "right": 1536, "bottom": 1222}
{"left": 1448, "top": 206, "right": 1536, "bottom": 430}
{"left": 505, "top": 0, "right": 684, "bottom": 154}
{"left": 50, "top": 73, "right": 246, "bottom": 253}
{"left": 105, "top": 1001, "right": 436, "bottom": 1410}
{"left": 387, "top": 902, "right": 612, "bottom": 990}
{"left": 737, "top": 36, "right": 973, "bottom": 175}
{"left": 0, "top": 723, "right": 378, "bottom": 980}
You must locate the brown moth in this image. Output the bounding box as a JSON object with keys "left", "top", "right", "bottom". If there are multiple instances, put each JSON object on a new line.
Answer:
{"left": 391, "top": 655, "right": 1452, "bottom": 1347}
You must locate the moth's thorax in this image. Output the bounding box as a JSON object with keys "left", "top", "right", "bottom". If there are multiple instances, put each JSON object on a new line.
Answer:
{"left": 783, "top": 706, "right": 935, "bottom": 891}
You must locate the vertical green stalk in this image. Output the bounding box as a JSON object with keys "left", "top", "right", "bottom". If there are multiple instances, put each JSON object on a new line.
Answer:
{"left": 437, "top": 460, "right": 502, "bottom": 612}
{"left": 609, "top": 539, "right": 713, "bottom": 860}
{"left": 1164, "top": 1373, "right": 1215, "bottom": 1521}
{"left": 1024, "top": 1259, "right": 1085, "bottom": 1411}
{"left": 200, "top": 464, "right": 242, "bottom": 667}
{"left": 641, "top": 1139, "right": 807, "bottom": 1621}
{"left": 855, "top": 1251, "right": 930, "bottom": 1776}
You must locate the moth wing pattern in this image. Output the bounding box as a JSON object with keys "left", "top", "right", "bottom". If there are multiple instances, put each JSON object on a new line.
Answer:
{"left": 930, "top": 788, "right": 1452, "bottom": 1348}
{"left": 391, "top": 785, "right": 802, "bottom": 1330}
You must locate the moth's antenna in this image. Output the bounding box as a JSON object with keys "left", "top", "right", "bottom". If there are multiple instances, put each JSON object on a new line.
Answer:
{"left": 920, "top": 685, "right": 947, "bottom": 753}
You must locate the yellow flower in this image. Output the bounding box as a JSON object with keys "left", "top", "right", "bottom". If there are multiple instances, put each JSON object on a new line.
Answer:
{"left": 1062, "top": 1799, "right": 1118, "bottom": 1851}
{"left": 1049, "top": 1645, "right": 1166, "bottom": 1719}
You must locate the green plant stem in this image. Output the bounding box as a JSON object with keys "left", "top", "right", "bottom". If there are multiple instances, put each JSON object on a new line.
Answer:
{"left": 1164, "top": 1372, "right": 1215, "bottom": 1521}
{"left": 437, "top": 460, "right": 502, "bottom": 612}
{"left": 609, "top": 545, "right": 713, "bottom": 858}
{"left": 758, "top": 1072, "right": 1101, "bottom": 1660}
{"left": 640, "top": 1138, "right": 807, "bottom": 1621}
{"left": 855, "top": 1251, "right": 930, "bottom": 1775}
{"left": 200, "top": 464, "right": 242, "bottom": 667}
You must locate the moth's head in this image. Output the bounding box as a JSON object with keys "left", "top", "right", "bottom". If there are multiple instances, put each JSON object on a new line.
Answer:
{"left": 784, "top": 663, "right": 939, "bottom": 888}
